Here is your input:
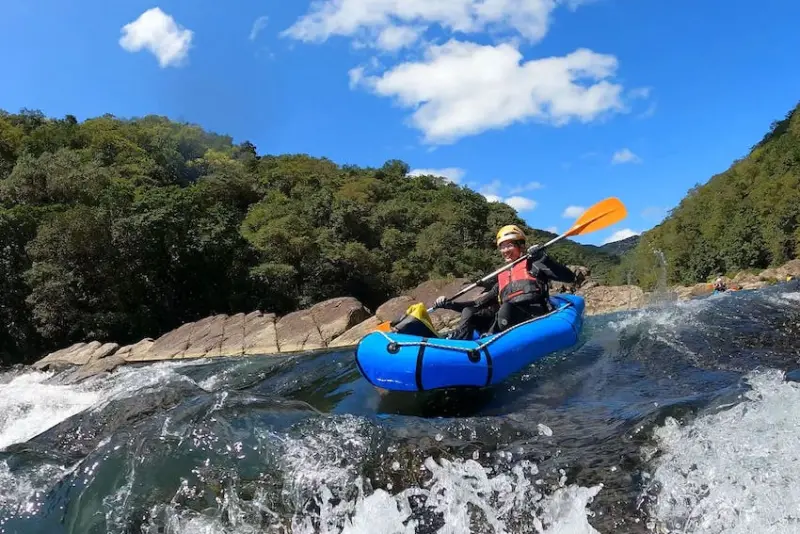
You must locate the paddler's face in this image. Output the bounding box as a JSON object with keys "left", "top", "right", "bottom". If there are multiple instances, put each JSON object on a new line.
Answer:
{"left": 498, "top": 241, "right": 522, "bottom": 262}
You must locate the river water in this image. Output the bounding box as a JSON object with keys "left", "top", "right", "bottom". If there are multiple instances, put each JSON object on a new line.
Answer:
{"left": 1, "top": 282, "right": 800, "bottom": 533}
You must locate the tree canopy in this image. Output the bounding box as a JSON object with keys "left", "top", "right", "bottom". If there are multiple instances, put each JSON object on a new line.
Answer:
{"left": 0, "top": 109, "right": 619, "bottom": 363}
{"left": 610, "top": 101, "right": 800, "bottom": 289}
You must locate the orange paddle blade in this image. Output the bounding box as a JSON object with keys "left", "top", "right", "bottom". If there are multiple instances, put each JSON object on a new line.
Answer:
{"left": 375, "top": 321, "right": 392, "bottom": 332}
{"left": 565, "top": 197, "right": 627, "bottom": 237}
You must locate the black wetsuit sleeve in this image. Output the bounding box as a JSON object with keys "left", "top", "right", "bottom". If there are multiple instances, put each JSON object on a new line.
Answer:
{"left": 443, "top": 283, "right": 498, "bottom": 311}
{"left": 529, "top": 253, "right": 576, "bottom": 283}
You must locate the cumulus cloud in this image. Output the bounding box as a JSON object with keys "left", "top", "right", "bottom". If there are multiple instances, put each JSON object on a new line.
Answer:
{"left": 284, "top": 0, "right": 630, "bottom": 144}
{"left": 282, "top": 0, "right": 566, "bottom": 50}
{"left": 119, "top": 8, "right": 193, "bottom": 68}
{"left": 562, "top": 205, "right": 586, "bottom": 218}
{"left": 407, "top": 167, "right": 465, "bottom": 183}
{"left": 353, "top": 41, "right": 624, "bottom": 144}
{"left": 250, "top": 16, "right": 269, "bottom": 41}
{"left": 377, "top": 25, "right": 424, "bottom": 51}
{"left": 611, "top": 148, "right": 641, "bottom": 164}
{"left": 544, "top": 226, "right": 558, "bottom": 233}
{"left": 505, "top": 196, "right": 537, "bottom": 211}
{"left": 602, "top": 228, "right": 639, "bottom": 244}
{"left": 479, "top": 180, "right": 536, "bottom": 211}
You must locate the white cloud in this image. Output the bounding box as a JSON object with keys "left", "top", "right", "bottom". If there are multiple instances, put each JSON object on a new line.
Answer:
{"left": 478, "top": 181, "right": 536, "bottom": 211}
{"left": 510, "top": 181, "right": 543, "bottom": 194}
{"left": 353, "top": 41, "right": 624, "bottom": 144}
{"left": 505, "top": 196, "right": 537, "bottom": 211}
{"left": 377, "top": 25, "right": 424, "bottom": 51}
{"left": 562, "top": 205, "right": 586, "bottom": 218}
{"left": 282, "top": 0, "right": 567, "bottom": 50}
{"left": 628, "top": 86, "right": 651, "bottom": 99}
{"left": 407, "top": 167, "right": 465, "bottom": 183}
{"left": 602, "top": 228, "right": 639, "bottom": 244}
{"left": 611, "top": 148, "right": 641, "bottom": 164}
{"left": 544, "top": 226, "right": 558, "bottom": 233}
{"left": 119, "top": 8, "right": 193, "bottom": 68}
{"left": 250, "top": 16, "right": 269, "bottom": 41}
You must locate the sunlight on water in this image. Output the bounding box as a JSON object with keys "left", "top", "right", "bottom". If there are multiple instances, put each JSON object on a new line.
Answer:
{"left": 0, "top": 370, "right": 100, "bottom": 450}
{"left": 648, "top": 370, "right": 800, "bottom": 534}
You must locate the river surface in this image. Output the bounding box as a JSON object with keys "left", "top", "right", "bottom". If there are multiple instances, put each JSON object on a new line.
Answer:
{"left": 2, "top": 282, "right": 800, "bottom": 533}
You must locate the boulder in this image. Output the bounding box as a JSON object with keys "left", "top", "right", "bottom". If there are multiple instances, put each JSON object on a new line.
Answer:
{"left": 117, "top": 338, "right": 155, "bottom": 362}
{"left": 759, "top": 259, "right": 800, "bottom": 281}
{"left": 180, "top": 314, "right": 227, "bottom": 359}
{"left": 243, "top": 312, "right": 279, "bottom": 355}
{"left": 566, "top": 265, "right": 591, "bottom": 287}
{"left": 219, "top": 312, "right": 247, "bottom": 357}
{"left": 309, "top": 297, "right": 371, "bottom": 344}
{"left": 139, "top": 321, "right": 195, "bottom": 361}
{"left": 275, "top": 309, "right": 325, "bottom": 353}
{"left": 32, "top": 341, "right": 120, "bottom": 370}
{"left": 73, "top": 354, "right": 128, "bottom": 382}
{"left": 375, "top": 295, "right": 416, "bottom": 323}
{"left": 580, "top": 285, "right": 645, "bottom": 315}
{"left": 328, "top": 316, "right": 382, "bottom": 348}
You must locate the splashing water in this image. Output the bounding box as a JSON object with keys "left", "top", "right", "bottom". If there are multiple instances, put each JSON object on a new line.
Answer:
{"left": 0, "top": 282, "right": 799, "bottom": 533}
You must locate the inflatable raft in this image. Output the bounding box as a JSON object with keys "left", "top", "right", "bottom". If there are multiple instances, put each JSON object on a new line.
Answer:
{"left": 356, "top": 294, "right": 585, "bottom": 392}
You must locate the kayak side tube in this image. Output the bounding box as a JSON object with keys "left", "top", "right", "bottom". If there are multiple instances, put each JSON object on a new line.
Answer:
{"left": 355, "top": 294, "right": 585, "bottom": 392}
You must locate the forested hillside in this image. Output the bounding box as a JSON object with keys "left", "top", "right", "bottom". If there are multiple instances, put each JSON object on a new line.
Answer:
{"left": 611, "top": 101, "right": 800, "bottom": 289}
{"left": 0, "top": 109, "right": 618, "bottom": 362}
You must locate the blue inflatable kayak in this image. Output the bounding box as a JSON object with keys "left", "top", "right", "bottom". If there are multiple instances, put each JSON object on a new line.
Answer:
{"left": 355, "top": 294, "right": 585, "bottom": 392}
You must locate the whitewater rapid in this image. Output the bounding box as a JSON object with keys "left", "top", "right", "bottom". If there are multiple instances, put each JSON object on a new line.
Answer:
{"left": 1, "top": 286, "right": 799, "bottom": 533}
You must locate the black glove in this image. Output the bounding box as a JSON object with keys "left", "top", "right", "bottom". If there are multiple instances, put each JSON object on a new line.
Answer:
{"left": 527, "top": 244, "right": 545, "bottom": 261}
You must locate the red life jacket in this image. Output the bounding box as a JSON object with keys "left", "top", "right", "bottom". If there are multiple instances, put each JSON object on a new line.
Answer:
{"left": 497, "top": 260, "right": 547, "bottom": 305}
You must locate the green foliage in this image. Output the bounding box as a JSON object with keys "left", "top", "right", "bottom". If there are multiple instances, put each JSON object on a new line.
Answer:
{"left": 0, "top": 109, "right": 618, "bottom": 363}
{"left": 616, "top": 101, "right": 800, "bottom": 289}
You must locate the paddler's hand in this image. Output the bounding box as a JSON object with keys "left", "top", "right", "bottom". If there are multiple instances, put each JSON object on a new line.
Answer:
{"left": 527, "top": 244, "right": 545, "bottom": 261}
{"left": 434, "top": 296, "right": 448, "bottom": 309}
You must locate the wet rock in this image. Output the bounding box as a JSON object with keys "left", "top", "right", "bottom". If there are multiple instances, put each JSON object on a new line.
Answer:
{"left": 243, "top": 312, "right": 278, "bottom": 355}
{"left": 182, "top": 315, "right": 227, "bottom": 359}
{"left": 140, "top": 321, "right": 194, "bottom": 361}
{"left": 328, "top": 316, "right": 382, "bottom": 348}
{"left": 275, "top": 309, "right": 325, "bottom": 353}
{"left": 32, "top": 341, "right": 120, "bottom": 370}
{"left": 759, "top": 259, "right": 800, "bottom": 281}
{"left": 118, "top": 338, "right": 155, "bottom": 362}
{"left": 73, "top": 354, "right": 128, "bottom": 382}
{"left": 309, "top": 296, "right": 371, "bottom": 344}
{"left": 375, "top": 295, "right": 416, "bottom": 323}
{"left": 672, "top": 283, "right": 713, "bottom": 300}
{"left": 219, "top": 312, "right": 247, "bottom": 357}
{"left": 580, "top": 285, "right": 646, "bottom": 315}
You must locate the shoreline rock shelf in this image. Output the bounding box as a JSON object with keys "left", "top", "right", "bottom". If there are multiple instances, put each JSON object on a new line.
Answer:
{"left": 31, "top": 260, "right": 800, "bottom": 379}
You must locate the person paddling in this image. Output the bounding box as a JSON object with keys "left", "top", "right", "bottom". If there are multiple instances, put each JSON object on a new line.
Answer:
{"left": 713, "top": 277, "right": 727, "bottom": 292}
{"left": 434, "top": 225, "right": 576, "bottom": 340}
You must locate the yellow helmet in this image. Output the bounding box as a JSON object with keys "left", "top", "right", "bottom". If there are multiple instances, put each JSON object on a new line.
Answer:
{"left": 496, "top": 224, "right": 526, "bottom": 247}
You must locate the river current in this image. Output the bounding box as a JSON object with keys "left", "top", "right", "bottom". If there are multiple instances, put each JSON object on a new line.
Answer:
{"left": 2, "top": 282, "right": 800, "bottom": 533}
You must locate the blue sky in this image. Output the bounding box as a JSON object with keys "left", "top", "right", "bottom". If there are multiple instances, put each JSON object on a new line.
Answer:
{"left": 2, "top": 0, "right": 800, "bottom": 245}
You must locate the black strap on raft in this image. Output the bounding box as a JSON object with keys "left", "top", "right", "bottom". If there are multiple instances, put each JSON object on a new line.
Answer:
{"left": 483, "top": 347, "right": 493, "bottom": 387}
{"left": 415, "top": 338, "right": 428, "bottom": 391}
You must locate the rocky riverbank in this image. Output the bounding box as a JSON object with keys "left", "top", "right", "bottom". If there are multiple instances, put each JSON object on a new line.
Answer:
{"left": 31, "top": 260, "right": 800, "bottom": 380}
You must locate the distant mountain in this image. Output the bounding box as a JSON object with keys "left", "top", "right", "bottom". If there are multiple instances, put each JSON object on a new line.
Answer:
{"left": 598, "top": 235, "right": 641, "bottom": 256}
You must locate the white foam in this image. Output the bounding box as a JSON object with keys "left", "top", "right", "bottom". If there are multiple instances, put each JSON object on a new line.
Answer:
{"left": 0, "top": 370, "right": 100, "bottom": 450}
{"left": 0, "top": 362, "right": 199, "bottom": 451}
{"left": 648, "top": 369, "right": 800, "bottom": 533}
